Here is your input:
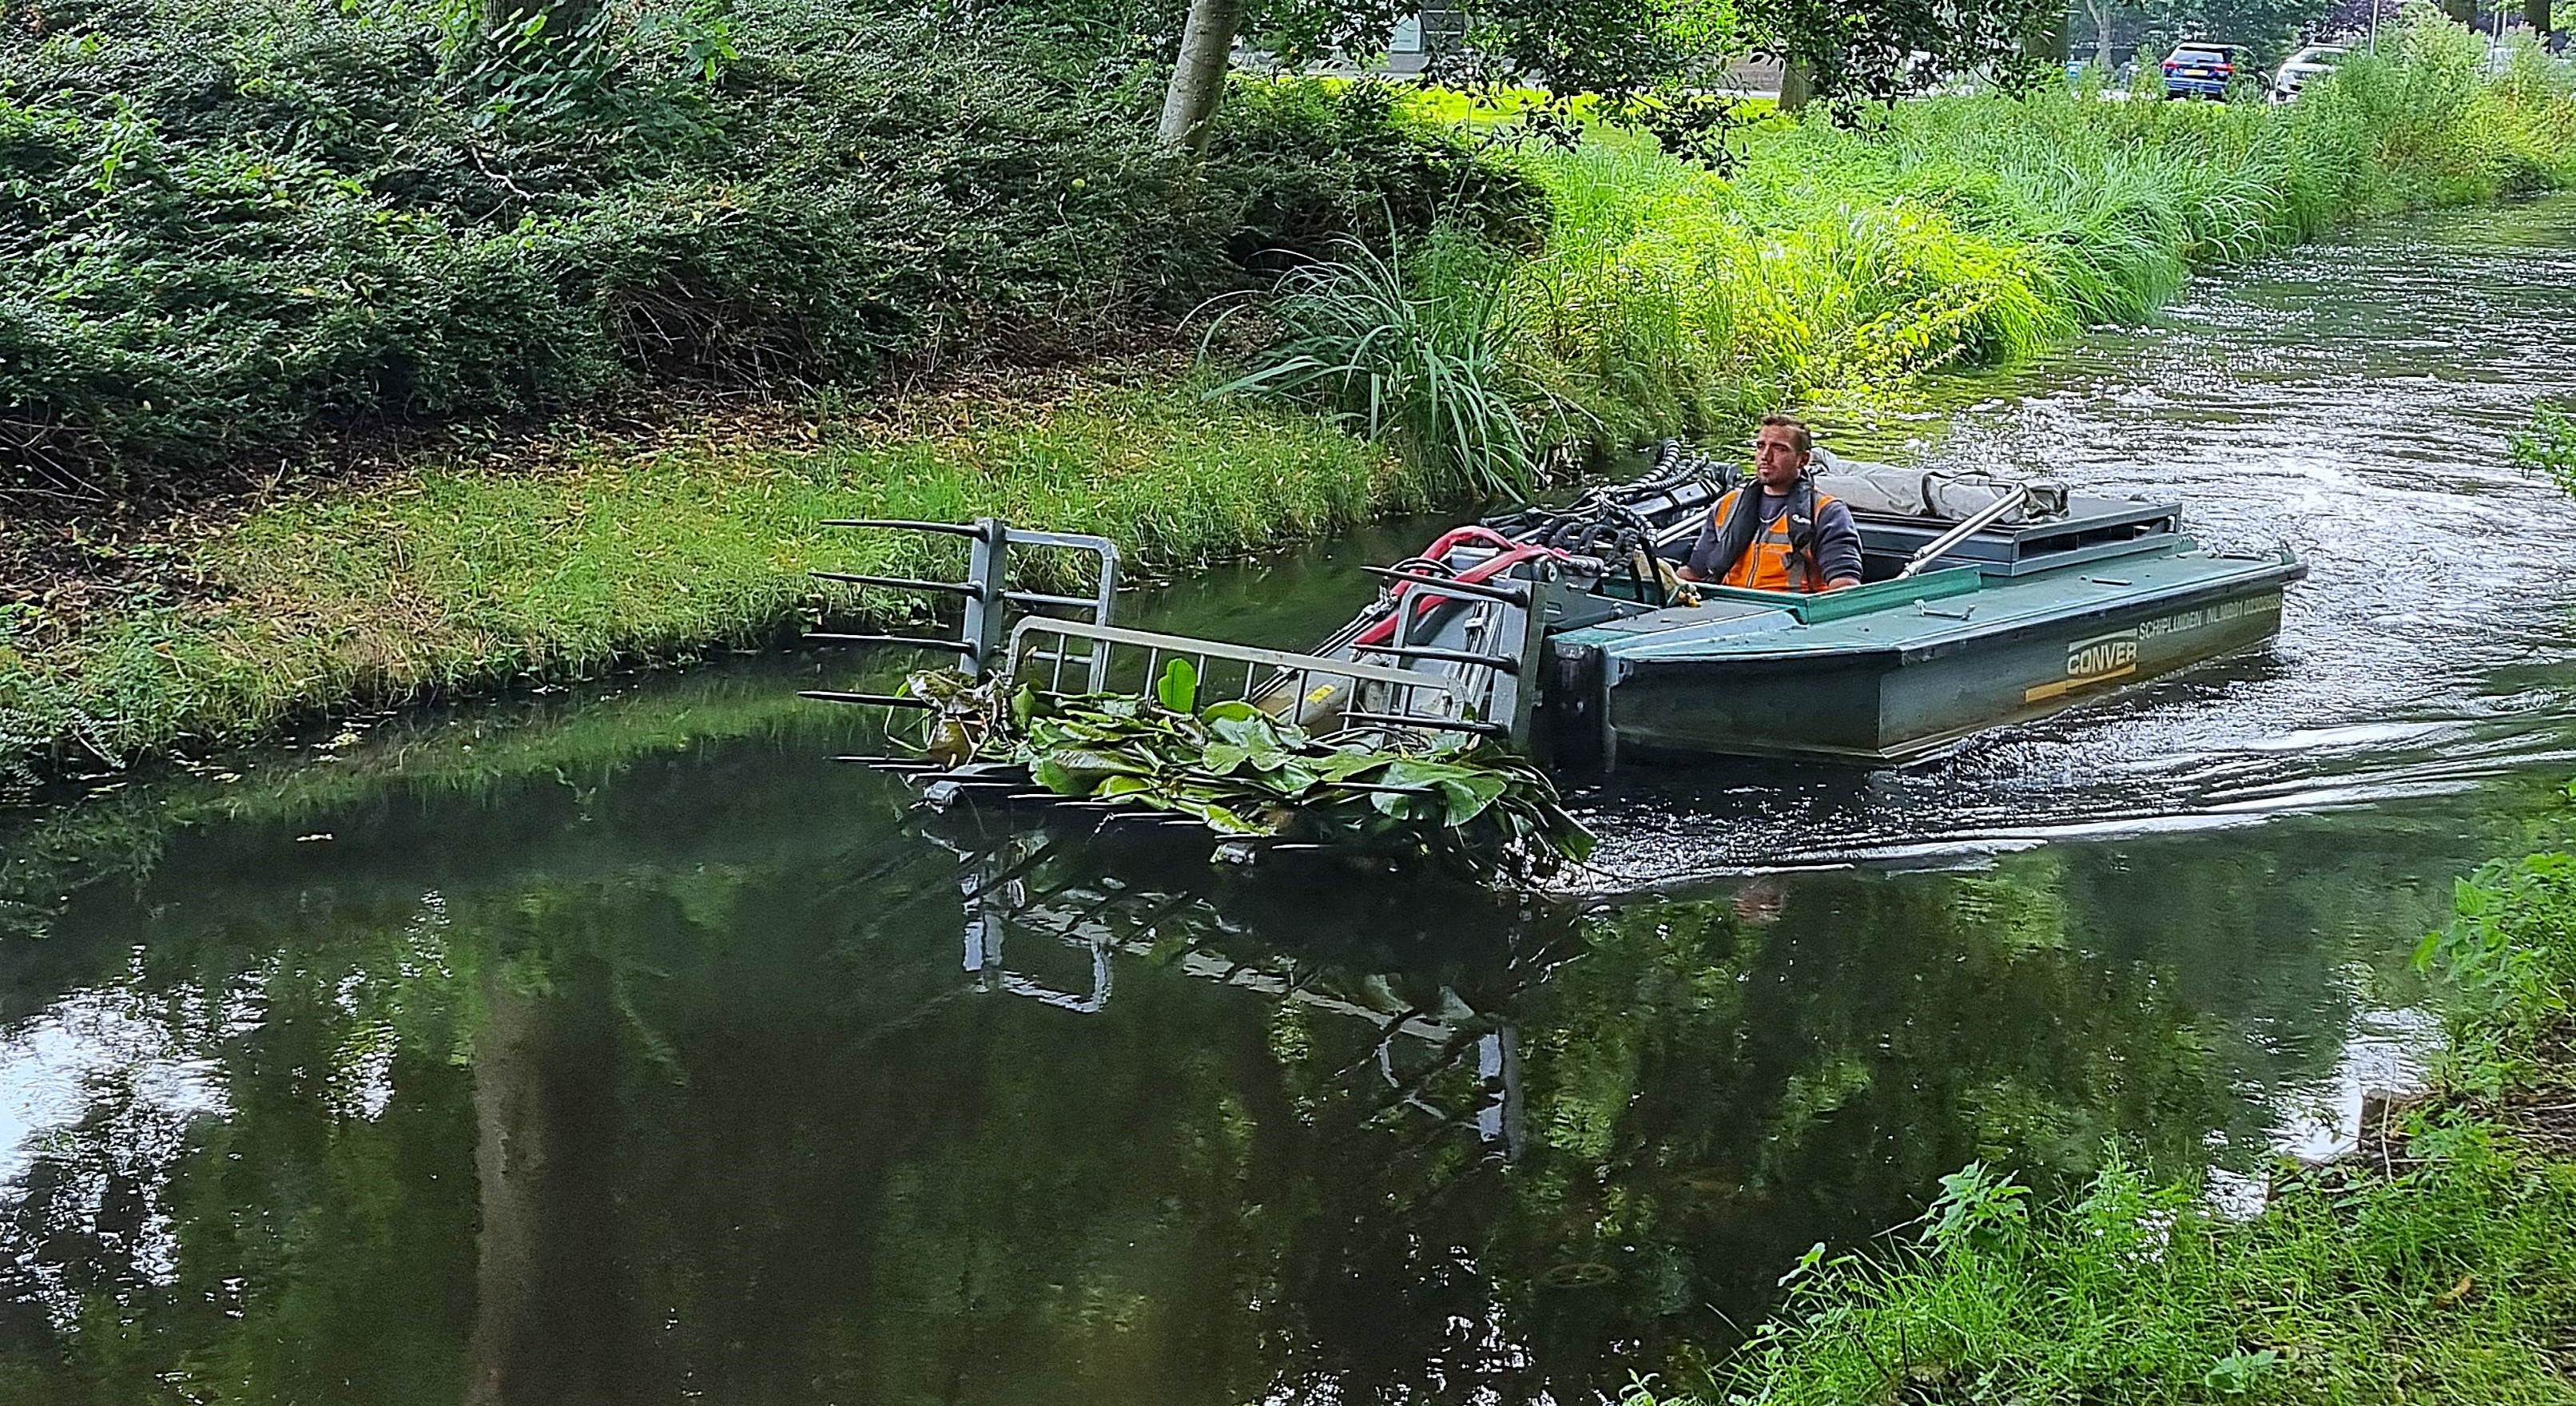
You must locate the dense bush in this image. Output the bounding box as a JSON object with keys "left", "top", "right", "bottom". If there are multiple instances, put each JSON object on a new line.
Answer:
{"left": 1205, "top": 79, "right": 1551, "bottom": 273}
{"left": 0, "top": 0, "right": 1542, "bottom": 490}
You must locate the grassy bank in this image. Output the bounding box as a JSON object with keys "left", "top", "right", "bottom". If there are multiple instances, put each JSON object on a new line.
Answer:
{"left": 2, "top": 368, "right": 1426, "bottom": 780}
{"left": 1639, "top": 818, "right": 2576, "bottom": 1405}
{"left": 1483, "top": 12, "right": 2576, "bottom": 447}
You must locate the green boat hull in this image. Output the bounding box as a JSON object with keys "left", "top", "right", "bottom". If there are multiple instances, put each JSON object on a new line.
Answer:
{"left": 1544, "top": 544, "right": 2303, "bottom": 767}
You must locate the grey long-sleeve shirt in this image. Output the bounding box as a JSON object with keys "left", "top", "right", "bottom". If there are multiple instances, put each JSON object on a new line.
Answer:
{"left": 1682, "top": 489, "right": 1864, "bottom": 586}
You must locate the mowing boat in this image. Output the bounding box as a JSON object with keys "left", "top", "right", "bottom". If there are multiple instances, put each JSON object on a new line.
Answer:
{"left": 805, "top": 440, "right": 2304, "bottom": 783}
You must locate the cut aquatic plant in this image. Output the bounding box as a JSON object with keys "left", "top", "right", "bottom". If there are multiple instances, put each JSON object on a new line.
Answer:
{"left": 900, "top": 665, "right": 1593, "bottom": 881}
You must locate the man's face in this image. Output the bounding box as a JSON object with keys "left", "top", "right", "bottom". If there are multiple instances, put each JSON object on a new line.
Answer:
{"left": 1753, "top": 427, "right": 1806, "bottom": 491}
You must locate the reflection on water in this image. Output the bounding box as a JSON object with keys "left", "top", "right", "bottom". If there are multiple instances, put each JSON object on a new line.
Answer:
{"left": 0, "top": 196, "right": 2570, "bottom": 1404}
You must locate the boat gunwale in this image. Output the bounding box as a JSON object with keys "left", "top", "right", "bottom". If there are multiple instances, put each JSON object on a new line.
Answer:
{"left": 1589, "top": 552, "right": 2304, "bottom": 673}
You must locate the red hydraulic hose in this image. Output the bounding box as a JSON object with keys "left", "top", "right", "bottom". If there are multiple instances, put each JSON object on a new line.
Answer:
{"left": 1354, "top": 540, "right": 1563, "bottom": 648}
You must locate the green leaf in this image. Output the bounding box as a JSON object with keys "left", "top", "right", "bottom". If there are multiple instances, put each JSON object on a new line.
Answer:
{"left": 1031, "top": 749, "right": 1147, "bottom": 795}
{"left": 1155, "top": 657, "right": 1199, "bottom": 713}
{"left": 1203, "top": 742, "right": 1253, "bottom": 774}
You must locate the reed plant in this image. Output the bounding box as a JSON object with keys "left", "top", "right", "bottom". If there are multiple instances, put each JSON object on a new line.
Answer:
{"left": 1468, "top": 7, "right": 2576, "bottom": 454}
{"left": 1201, "top": 232, "right": 1580, "bottom": 501}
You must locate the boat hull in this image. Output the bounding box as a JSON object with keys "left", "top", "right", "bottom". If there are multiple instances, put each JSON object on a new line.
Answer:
{"left": 1548, "top": 562, "right": 2298, "bottom": 768}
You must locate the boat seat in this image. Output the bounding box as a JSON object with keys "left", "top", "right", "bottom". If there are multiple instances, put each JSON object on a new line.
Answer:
{"left": 1809, "top": 450, "right": 2068, "bottom": 524}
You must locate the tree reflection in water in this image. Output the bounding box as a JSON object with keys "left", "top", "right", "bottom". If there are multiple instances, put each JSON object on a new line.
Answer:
{"left": 0, "top": 748, "right": 2445, "bottom": 1405}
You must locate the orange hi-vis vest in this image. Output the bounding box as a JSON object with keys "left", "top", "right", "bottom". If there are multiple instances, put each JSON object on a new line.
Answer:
{"left": 1710, "top": 487, "right": 1840, "bottom": 594}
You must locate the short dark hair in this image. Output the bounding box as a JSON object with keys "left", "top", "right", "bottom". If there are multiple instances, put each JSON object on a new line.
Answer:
{"left": 1757, "top": 414, "right": 1811, "bottom": 455}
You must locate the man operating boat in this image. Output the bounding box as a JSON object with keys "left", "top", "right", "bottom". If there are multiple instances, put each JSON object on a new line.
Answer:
{"left": 1675, "top": 415, "right": 1863, "bottom": 593}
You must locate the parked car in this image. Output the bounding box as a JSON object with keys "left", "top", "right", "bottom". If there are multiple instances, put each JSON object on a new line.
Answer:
{"left": 2271, "top": 42, "right": 2350, "bottom": 100}
{"left": 2161, "top": 40, "right": 2243, "bottom": 98}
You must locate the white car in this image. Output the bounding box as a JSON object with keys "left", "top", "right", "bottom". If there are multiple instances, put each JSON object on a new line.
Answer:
{"left": 2270, "top": 42, "right": 2351, "bottom": 100}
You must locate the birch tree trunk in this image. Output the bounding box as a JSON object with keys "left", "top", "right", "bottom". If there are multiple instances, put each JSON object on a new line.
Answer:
{"left": 1158, "top": 0, "right": 1249, "bottom": 155}
{"left": 1779, "top": 56, "right": 1814, "bottom": 112}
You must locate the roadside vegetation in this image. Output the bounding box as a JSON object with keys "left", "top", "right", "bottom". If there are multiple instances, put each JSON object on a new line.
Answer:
{"left": 1621, "top": 801, "right": 2576, "bottom": 1406}
{"left": 5, "top": 0, "right": 2574, "bottom": 788}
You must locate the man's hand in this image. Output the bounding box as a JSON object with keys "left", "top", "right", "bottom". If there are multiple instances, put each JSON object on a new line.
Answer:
{"left": 1676, "top": 566, "right": 1703, "bottom": 582}
{"left": 1827, "top": 576, "right": 1861, "bottom": 591}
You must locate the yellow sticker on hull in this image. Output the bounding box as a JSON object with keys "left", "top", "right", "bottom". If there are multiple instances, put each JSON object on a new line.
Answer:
{"left": 2026, "top": 629, "right": 2141, "bottom": 702}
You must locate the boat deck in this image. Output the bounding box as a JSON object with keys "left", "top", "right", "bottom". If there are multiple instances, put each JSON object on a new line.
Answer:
{"left": 1560, "top": 542, "right": 2301, "bottom": 666}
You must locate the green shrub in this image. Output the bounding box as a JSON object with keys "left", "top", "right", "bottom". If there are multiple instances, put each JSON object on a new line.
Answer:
{"left": 2518, "top": 403, "right": 2576, "bottom": 496}
{"left": 2415, "top": 850, "right": 2576, "bottom": 1088}
{"left": 1204, "top": 78, "right": 1552, "bottom": 275}
{"left": 0, "top": 0, "right": 1536, "bottom": 489}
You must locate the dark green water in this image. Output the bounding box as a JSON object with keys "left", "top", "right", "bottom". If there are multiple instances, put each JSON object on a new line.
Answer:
{"left": 2, "top": 196, "right": 2573, "bottom": 1404}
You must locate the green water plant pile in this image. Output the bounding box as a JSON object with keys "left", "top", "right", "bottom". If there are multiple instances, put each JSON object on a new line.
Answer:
{"left": 900, "top": 664, "right": 1594, "bottom": 880}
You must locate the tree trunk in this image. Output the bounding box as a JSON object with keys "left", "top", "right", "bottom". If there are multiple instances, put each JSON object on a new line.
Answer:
{"left": 2440, "top": 0, "right": 2476, "bottom": 24}
{"left": 1779, "top": 56, "right": 1814, "bottom": 112}
{"left": 2090, "top": 0, "right": 2117, "bottom": 68}
{"left": 2526, "top": 0, "right": 2550, "bottom": 33}
{"left": 2025, "top": 2, "right": 2071, "bottom": 66}
{"left": 1157, "top": 0, "right": 1248, "bottom": 156}
{"left": 466, "top": 967, "right": 548, "bottom": 1406}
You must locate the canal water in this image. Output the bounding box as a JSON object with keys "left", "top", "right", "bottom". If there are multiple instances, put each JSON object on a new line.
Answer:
{"left": 1, "top": 196, "right": 2572, "bottom": 1404}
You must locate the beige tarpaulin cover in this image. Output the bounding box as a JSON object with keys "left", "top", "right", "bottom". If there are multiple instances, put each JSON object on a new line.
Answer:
{"left": 1809, "top": 449, "right": 2069, "bottom": 523}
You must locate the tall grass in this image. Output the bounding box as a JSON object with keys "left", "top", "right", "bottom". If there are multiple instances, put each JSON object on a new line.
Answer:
{"left": 1660, "top": 821, "right": 2576, "bottom": 1406}
{"left": 1201, "top": 233, "right": 1574, "bottom": 501}
{"left": 1482, "top": 9, "right": 2576, "bottom": 451}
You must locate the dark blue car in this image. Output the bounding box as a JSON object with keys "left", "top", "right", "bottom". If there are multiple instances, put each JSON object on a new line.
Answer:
{"left": 2161, "top": 41, "right": 2243, "bottom": 99}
